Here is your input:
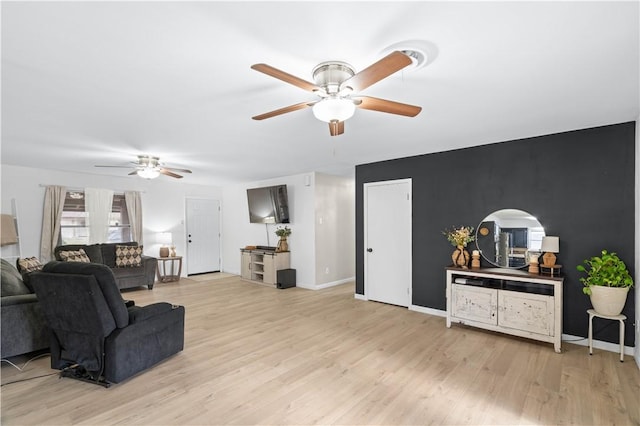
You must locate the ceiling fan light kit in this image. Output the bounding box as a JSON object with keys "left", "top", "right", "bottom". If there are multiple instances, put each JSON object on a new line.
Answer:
{"left": 312, "top": 98, "right": 356, "bottom": 123}
{"left": 251, "top": 50, "right": 422, "bottom": 136}
{"left": 95, "top": 155, "right": 192, "bottom": 179}
{"left": 137, "top": 167, "right": 160, "bottom": 179}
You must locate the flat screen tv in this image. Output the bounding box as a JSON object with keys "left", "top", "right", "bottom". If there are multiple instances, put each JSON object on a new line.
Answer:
{"left": 247, "top": 185, "right": 290, "bottom": 224}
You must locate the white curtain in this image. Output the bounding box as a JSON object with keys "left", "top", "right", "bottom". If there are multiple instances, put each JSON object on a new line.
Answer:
{"left": 85, "top": 187, "right": 114, "bottom": 244}
{"left": 40, "top": 185, "right": 66, "bottom": 262}
{"left": 124, "top": 191, "right": 143, "bottom": 245}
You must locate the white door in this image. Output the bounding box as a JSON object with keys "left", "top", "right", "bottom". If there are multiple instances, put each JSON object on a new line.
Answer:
{"left": 364, "top": 179, "right": 412, "bottom": 307}
{"left": 186, "top": 198, "right": 220, "bottom": 275}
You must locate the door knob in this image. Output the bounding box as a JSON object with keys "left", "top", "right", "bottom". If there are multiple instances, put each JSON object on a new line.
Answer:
{"left": 367, "top": 248, "right": 373, "bottom": 253}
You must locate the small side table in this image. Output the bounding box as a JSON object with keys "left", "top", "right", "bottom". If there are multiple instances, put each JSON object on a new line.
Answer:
{"left": 540, "top": 264, "right": 562, "bottom": 277}
{"left": 157, "top": 256, "right": 183, "bottom": 283}
{"left": 587, "top": 309, "right": 626, "bottom": 362}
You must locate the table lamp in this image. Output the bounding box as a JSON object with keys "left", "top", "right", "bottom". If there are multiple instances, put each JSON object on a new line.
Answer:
{"left": 540, "top": 236, "right": 559, "bottom": 267}
{"left": 157, "top": 232, "right": 172, "bottom": 258}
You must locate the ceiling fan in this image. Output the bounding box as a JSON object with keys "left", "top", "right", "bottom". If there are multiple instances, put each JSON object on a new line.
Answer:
{"left": 251, "top": 50, "right": 422, "bottom": 136}
{"left": 95, "top": 155, "right": 192, "bottom": 179}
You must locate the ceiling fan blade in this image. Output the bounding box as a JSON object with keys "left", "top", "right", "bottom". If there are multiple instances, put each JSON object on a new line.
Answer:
{"left": 95, "top": 165, "right": 133, "bottom": 168}
{"left": 341, "top": 51, "right": 413, "bottom": 92}
{"left": 353, "top": 96, "right": 422, "bottom": 117}
{"left": 329, "top": 121, "right": 345, "bottom": 136}
{"left": 161, "top": 167, "right": 192, "bottom": 173}
{"left": 252, "top": 101, "right": 315, "bottom": 120}
{"left": 159, "top": 169, "right": 183, "bottom": 179}
{"left": 128, "top": 170, "right": 138, "bottom": 176}
{"left": 251, "top": 63, "right": 320, "bottom": 92}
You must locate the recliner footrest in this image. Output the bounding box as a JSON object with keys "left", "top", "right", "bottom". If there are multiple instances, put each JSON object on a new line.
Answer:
{"left": 60, "top": 365, "right": 111, "bottom": 388}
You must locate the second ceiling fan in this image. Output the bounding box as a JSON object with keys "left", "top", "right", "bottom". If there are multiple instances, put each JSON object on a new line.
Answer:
{"left": 251, "top": 51, "right": 422, "bottom": 136}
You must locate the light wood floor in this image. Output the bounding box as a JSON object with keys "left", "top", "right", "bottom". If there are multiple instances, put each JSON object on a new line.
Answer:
{"left": 2, "top": 275, "right": 639, "bottom": 425}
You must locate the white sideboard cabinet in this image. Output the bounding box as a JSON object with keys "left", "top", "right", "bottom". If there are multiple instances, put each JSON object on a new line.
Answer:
{"left": 446, "top": 267, "right": 564, "bottom": 352}
{"left": 240, "top": 249, "right": 290, "bottom": 287}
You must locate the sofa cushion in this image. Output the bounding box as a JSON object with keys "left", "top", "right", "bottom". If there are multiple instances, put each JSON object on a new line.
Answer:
{"left": 40, "top": 261, "right": 129, "bottom": 329}
{"left": 58, "top": 248, "right": 91, "bottom": 263}
{"left": 115, "top": 245, "right": 143, "bottom": 268}
{"left": 55, "top": 244, "right": 103, "bottom": 263}
{"left": 1, "top": 259, "right": 31, "bottom": 296}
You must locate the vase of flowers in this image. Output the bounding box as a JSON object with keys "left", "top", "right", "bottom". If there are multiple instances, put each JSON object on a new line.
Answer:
{"left": 443, "top": 226, "right": 475, "bottom": 268}
{"left": 275, "top": 225, "right": 291, "bottom": 252}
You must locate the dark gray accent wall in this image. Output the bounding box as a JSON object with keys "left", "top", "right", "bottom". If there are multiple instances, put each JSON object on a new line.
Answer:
{"left": 355, "top": 121, "right": 636, "bottom": 346}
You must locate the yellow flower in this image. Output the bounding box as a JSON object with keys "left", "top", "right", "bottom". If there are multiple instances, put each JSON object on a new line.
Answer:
{"left": 443, "top": 226, "right": 476, "bottom": 247}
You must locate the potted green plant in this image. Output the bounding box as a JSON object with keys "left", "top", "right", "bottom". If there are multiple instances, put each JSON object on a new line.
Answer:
{"left": 275, "top": 226, "right": 291, "bottom": 252}
{"left": 577, "top": 250, "right": 634, "bottom": 316}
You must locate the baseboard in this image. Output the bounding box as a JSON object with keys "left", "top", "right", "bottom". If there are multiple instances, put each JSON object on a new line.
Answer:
{"left": 371, "top": 302, "right": 637, "bottom": 357}
{"left": 316, "top": 277, "right": 354, "bottom": 290}
{"left": 295, "top": 283, "right": 314, "bottom": 290}
{"left": 562, "top": 333, "right": 635, "bottom": 356}
{"left": 409, "top": 305, "right": 446, "bottom": 317}
{"left": 354, "top": 293, "right": 367, "bottom": 301}
{"left": 299, "top": 277, "right": 355, "bottom": 291}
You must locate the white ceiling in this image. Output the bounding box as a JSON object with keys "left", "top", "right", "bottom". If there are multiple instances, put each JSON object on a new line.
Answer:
{"left": 2, "top": 1, "right": 638, "bottom": 186}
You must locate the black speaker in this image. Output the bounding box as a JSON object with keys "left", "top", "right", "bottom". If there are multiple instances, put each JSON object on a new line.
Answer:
{"left": 277, "top": 268, "right": 296, "bottom": 289}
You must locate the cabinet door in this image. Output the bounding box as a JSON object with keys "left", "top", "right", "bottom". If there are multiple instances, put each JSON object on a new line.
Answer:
{"left": 263, "top": 254, "right": 275, "bottom": 285}
{"left": 498, "top": 290, "right": 554, "bottom": 336}
{"left": 451, "top": 284, "right": 498, "bottom": 325}
{"left": 241, "top": 252, "right": 251, "bottom": 279}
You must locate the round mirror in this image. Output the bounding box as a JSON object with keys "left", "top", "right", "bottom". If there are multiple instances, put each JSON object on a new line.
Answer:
{"left": 476, "top": 209, "right": 545, "bottom": 269}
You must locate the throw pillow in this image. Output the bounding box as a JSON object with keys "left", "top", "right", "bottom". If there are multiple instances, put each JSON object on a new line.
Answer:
{"left": 16, "top": 257, "right": 44, "bottom": 292}
{"left": 115, "top": 245, "right": 143, "bottom": 268}
{"left": 17, "top": 257, "right": 43, "bottom": 274}
{"left": 59, "top": 248, "right": 91, "bottom": 263}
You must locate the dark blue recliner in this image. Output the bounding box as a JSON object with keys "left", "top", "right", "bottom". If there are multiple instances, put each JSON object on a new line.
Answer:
{"left": 31, "top": 261, "right": 184, "bottom": 386}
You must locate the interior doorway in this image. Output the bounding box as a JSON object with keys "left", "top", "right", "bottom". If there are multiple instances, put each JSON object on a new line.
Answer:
{"left": 364, "top": 179, "right": 412, "bottom": 307}
{"left": 185, "top": 198, "right": 220, "bottom": 275}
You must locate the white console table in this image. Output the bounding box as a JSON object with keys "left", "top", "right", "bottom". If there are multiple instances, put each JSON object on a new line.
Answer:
{"left": 446, "top": 267, "right": 564, "bottom": 353}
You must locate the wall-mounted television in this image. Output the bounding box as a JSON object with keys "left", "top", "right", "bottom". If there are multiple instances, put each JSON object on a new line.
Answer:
{"left": 247, "top": 185, "right": 290, "bottom": 224}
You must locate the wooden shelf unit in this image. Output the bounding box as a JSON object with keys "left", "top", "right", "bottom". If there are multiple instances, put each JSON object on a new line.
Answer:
{"left": 446, "top": 267, "right": 564, "bottom": 353}
{"left": 241, "top": 249, "right": 290, "bottom": 287}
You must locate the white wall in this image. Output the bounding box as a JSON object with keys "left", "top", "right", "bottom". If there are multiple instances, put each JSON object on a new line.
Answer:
{"left": 221, "top": 173, "right": 316, "bottom": 287}
{"left": 221, "top": 171, "right": 355, "bottom": 289}
{"left": 1, "top": 164, "right": 222, "bottom": 275}
{"left": 315, "top": 173, "right": 355, "bottom": 287}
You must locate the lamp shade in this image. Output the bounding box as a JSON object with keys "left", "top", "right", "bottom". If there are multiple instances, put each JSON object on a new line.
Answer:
{"left": 541, "top": 236, "right": 559, "bottom": 253}
{"left": 156, "top": 232, "right": 172, "bottom": 245}
{"left": 137, "top": 167, "right": 160, "bottom": 179}
{"left": 312, "top": 98, "right": 356, "bottom": 123}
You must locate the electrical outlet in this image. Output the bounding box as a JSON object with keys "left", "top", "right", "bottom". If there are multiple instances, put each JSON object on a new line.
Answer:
{"left": 325, "top": 267, "right": 330, "bottom": 274}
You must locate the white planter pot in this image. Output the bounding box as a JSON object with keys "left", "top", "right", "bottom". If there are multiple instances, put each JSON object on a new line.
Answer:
{"left": 589, "top": 286, "right": 629, "bottom": 316}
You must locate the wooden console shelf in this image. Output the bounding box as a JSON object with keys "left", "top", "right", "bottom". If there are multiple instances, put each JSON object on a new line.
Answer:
{"left": 240, "top": 248, "right": 290, "bottom": 287}
{"left": 446, "top": 267, "right": 564, "bottom": 353}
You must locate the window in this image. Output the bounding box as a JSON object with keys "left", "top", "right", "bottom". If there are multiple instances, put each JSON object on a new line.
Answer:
{"left": 60, "top": 191, "right": 131, "bottom": 245}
